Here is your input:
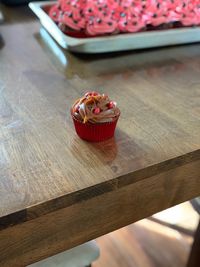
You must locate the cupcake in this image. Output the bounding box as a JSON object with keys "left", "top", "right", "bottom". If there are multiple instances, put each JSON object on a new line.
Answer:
{"left": 71, "top": 91, "right": 120, "bottom": 142}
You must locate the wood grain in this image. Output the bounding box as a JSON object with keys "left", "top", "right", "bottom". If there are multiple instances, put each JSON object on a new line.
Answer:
{"left": 0, "top": 4, "right": 200, "bottom": 266}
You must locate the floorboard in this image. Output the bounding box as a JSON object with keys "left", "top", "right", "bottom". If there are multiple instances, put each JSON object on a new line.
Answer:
{"left": 94, "top": 202, "right": 196, "bottom": 267}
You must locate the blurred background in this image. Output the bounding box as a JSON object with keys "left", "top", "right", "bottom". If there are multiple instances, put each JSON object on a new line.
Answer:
{"left": 94, "top": 200, "right": 199, "bottom": 267}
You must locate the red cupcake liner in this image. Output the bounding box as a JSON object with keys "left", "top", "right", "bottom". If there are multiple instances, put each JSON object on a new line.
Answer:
{"left": 71, "top": 115, "right": 119, "bottom": 142}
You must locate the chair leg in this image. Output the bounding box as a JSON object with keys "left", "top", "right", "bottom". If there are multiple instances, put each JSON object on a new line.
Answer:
{"left": 187, "top": 219, "right": 200, "bottom": 267}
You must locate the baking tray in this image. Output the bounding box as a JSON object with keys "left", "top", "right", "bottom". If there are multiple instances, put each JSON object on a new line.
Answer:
{"left": 29, "top": 1, "right": 200, "bottom": 54}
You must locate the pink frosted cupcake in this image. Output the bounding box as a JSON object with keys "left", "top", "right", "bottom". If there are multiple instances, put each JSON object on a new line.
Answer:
{"left": 71, "top": 91, "right": 120, "bottom": 142}
{"left": 116, "top": 4, "right": 146, "bottom": 33}
{"left": 179, "top": 2, "right": 198, "bottom": 26}
{"left": 49, "top": 4, "right": 62, "bottom": 23}
{"left": 85, "top": 0, "right": 118, "bottom": 36}
{"left": 144, "top": 1, "right": 168, "bottom": 27}
{"left": 49, "top": 0, "right": 87, "bottom": 37}
{"left": 86, "top": 18, "right": 118, "bottom": 36}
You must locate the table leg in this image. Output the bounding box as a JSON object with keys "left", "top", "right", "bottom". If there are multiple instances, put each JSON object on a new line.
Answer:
{"left": 187, "top": 220, "right": 200, "bottom": 267}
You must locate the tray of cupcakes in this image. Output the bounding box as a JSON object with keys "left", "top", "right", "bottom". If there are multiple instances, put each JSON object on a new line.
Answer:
{"left": 29, "top": 0, "right": 200, "bottom": 53}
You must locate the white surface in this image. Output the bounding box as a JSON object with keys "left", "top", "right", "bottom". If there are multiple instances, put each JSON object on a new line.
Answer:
{"left": 29, "top": 1, "right": 200, "bottom": 53}
{"left": 153, "top": 202, "right": 199, "bottom": 232}
{"left": 28, "top": 241, "right": 99, "bottom": 267}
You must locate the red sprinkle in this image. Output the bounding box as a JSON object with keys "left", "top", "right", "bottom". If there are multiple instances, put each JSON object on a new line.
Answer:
{"left": 107, "top": 101, "right": 114, "bottom": 109}
{"left": 92, "top": 91, "right": 99, "bottom": 96}
{"left": 93, "top": 107, "right": 101, "bottom": 114}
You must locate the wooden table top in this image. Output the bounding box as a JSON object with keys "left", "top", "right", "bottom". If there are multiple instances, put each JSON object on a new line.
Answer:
{"left": 0, "top": 4, "right": 200, "bottom": 267}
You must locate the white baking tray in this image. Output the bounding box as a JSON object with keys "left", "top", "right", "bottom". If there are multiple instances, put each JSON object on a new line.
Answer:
{"left": 29, "top": 1, "right": 200, "bottom": 54}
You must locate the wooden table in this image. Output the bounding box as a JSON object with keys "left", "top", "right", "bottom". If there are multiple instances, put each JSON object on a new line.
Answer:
{"left": 0, "top": 4, "right": 200, "bottom": 267}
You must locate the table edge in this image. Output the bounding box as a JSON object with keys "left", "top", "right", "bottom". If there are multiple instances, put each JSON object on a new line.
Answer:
{"left": 1, "top": 149, "right": 200, "bottom": 230}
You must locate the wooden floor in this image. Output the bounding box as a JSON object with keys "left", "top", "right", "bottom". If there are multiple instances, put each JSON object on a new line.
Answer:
{"left": 93, "top": 203, "right": 196, "bottom": 267}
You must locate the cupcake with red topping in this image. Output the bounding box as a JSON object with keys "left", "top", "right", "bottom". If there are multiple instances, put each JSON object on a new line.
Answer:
{"left": 71, "top": 91, "right": 120, "bottom": 142}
